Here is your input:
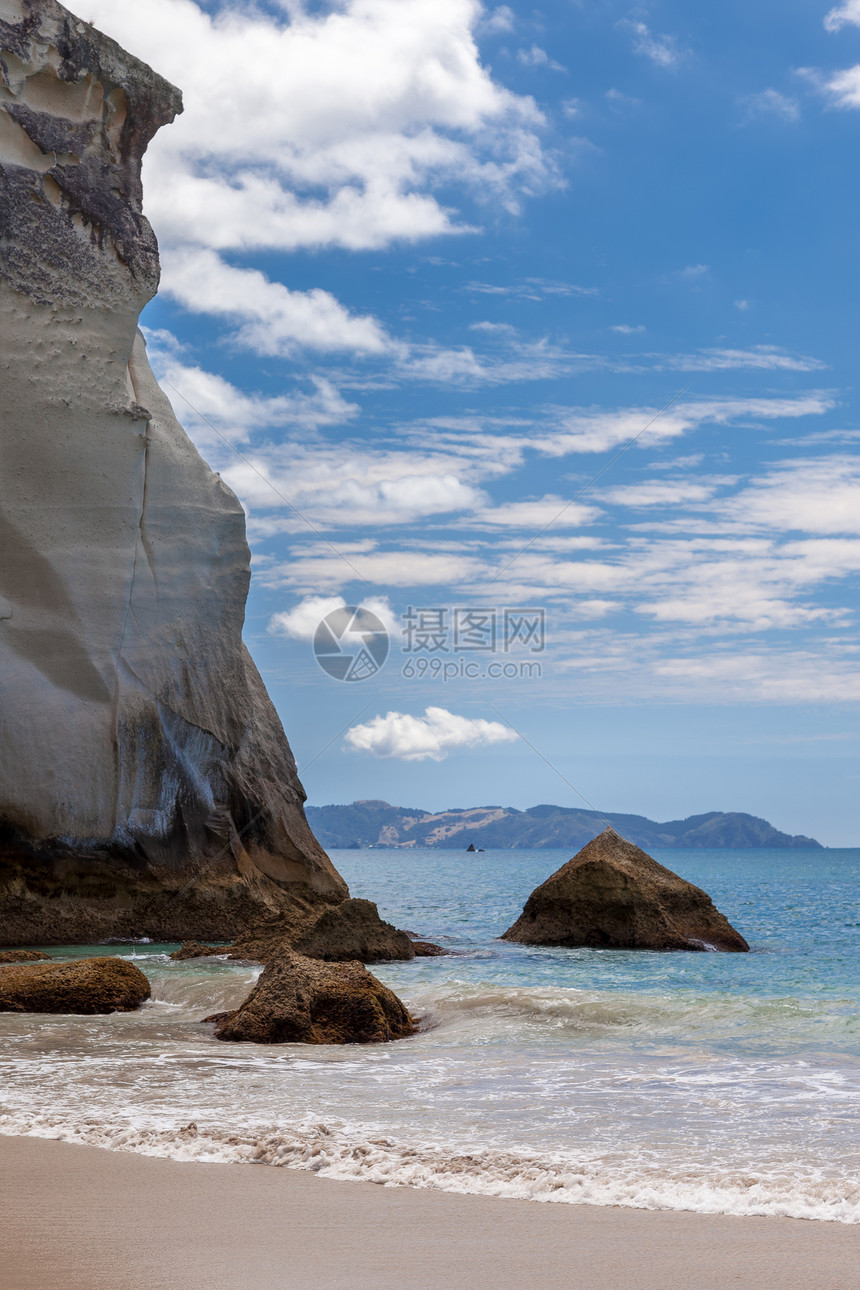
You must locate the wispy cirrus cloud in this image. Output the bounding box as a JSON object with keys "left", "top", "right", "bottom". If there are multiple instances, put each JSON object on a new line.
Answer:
{"left": 741, "top": 89, "right": 801, "bottom": 122}
{"left": 619, "top": 19, "right": 690, "bottom": 69}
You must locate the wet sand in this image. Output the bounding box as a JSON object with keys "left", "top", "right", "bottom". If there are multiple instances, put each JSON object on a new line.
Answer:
{"left": 1, "top": 1135, "right": 857, "bottom": 1290}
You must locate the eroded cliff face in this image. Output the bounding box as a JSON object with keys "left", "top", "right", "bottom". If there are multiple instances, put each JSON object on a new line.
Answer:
{"left": 0, "top": 0, "right": 348, "bottom": 943}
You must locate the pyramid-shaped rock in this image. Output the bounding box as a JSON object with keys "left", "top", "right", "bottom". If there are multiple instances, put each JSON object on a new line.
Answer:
{"left": 502, "top": 828, "right": 749, "bottom": 952}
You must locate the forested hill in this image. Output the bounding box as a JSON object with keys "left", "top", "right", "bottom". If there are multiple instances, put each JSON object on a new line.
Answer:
{"left": 306, "top": 801, "right": 822, "bottom": 851}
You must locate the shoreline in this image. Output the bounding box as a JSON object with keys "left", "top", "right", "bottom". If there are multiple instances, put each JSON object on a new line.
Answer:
{"left": 1, "top": 1135, "right": 858, "bottom": 1290}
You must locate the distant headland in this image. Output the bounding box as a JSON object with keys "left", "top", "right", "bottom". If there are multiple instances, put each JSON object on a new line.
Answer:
{"left": 307, "top": 802, "right": 822, "bottom": 851}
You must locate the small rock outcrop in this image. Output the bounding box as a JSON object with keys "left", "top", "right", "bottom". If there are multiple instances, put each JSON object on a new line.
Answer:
{"left": 207, "top": 948, "right": 415, "bottom": 1045}
{"left": 0, "top": 949, "right": 50, "bottom": 962}
{"left": 502, "top": 828, "right": 749, "bottom": 952}
{"left": 411, "top": 940, "right": 450, "bottom": 957}
{"left": 294, "top": 898, "right": 415, "bottom": 962}
{"left": 170, "top": 941, "right": 227, "bottom": 961}
{"left": 0, "top": 955, "right": 151, "bottom": 1012}
{"left": 0, "top": 0, "right": 347, "bottom": 943}
{"left": 171, "top": 899, "right": 416, "bottom": 965}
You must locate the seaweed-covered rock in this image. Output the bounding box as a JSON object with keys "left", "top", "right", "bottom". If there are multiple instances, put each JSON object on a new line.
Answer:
{"left": 0, "top": 955, "right": 151, "bottom": 1013}
{"left": 502, "top": 828, "right": 749, "bottom": 952}
{"left": 208, "top": 948, "right": 415, "bottom": 1045}
{"left": 0, "top": 949, "right": 49, "bottom": 962}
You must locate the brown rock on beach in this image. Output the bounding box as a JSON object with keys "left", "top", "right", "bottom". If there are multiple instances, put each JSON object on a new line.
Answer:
{"left": 0, "top": 955, "right": 151, "bottom": 1013}
{"left": 502, "top": 827, "right": 749, "bottom": 952}
{"left": 207, "top": 948, "right": 416, "bottom": 1045}
{"left": 0, "top": 949, "right": 50, "bottom": 962}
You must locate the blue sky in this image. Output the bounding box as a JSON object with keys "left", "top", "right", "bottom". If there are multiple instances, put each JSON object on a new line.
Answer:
{"left": 89, "top": 0, "right": 860, "bottom": 843}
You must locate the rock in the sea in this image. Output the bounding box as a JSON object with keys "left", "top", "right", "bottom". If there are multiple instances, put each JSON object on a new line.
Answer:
{"left": 207, "top": 948, "right": 416, "bottom": 1045}
{"left": 411, "top": 941, "right": 450, "bottom": 957}
{"left": 502, "top": 828, "right": 749, "bottom": 952}
{"left": 172, "top": 899, "right": 417, "bottom": 965}
{"left": 0, "top": 955, "right": 151, "bottom": 1012}
{"left": 0, "top": 0, "right": 347, "bottom": 944}
{"left": 294, "top": 898, "right": 416, "bottom": 963}
{"left": 0, "top": 949, "right": 49, "bottom": 962}
{"left": 170, "top": 942, "right": 227, "bottom": 961}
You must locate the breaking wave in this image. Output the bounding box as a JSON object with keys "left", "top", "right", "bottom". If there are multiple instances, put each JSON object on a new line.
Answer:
{"left": 1, "top": 1112, "right": 858, "bottom": 1224}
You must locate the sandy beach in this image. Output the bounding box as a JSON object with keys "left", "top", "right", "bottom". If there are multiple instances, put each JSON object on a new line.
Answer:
{"left": 1, "top": 1135, "right": 857, "bottom": 1290}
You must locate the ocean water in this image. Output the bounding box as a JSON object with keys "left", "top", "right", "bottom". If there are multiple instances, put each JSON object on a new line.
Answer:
{"left": 1, "top": 847, "right": 859, "bottom": 1222}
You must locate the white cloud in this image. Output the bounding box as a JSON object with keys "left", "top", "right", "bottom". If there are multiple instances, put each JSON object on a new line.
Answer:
{"left": 262, "top": 545, "right": 487, "bottom": 592}
{"left": 657, "top": 345, "right": 826, "bottom": 373}
{"left": 734, "top": 299, "right": 751, "bottom": 311}
{"left": 161, "top": 249, "right": 393, "bottom": 356}
{"left": 602, "top": 479, "right": 729, "bottom": 508}
{"left": 612, "top": 323, "right": 645, "bottom": 334}
{"left": 224, "top": 451, "right": 487, "bottom": 529}
{"left": 466, "top": 278, "right": 598, "bottom": 299}
{"left": 144, "top": 331, "right": 358, "bottom": 441}
{"left": 819, "top": 64, "right": 860, "bottom": 108}
{"left": 743, "top": 89, "right": 800, "bottom": 122}
{"left": 469, "top": 495, "right": 601, "bottom": 528}
{"left": 344, "top": 706, "right": 518, "bottom": 760}
{"left": 482, "top": 5, "right": 516, "bottom": 34}
{"left": 86, "top": 0, "right": 553, "bottom": 257}
{"left": 517, "top": 45, "right": 565, "bottom": 72}
{"left": 678, "top": 263, "right": 709, "bottom": 279}
{"left": 719, "top": 457, "right": 860, "bottom": 535}
{"left": 825, "top": 1, "right": 860, "bottom": 32}
{"left": 531, "top": 393, "right": 831, "bottom": 455}
{"left": 619, "top": 20, "right": 689, "bottom": 69}
{"left": 269, "top": 594, "right": 397, "bottom": 641}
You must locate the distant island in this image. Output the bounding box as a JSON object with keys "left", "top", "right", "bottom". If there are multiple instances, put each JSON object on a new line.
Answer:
{"left": 307, "top": 801, "right": 822, "bottom": 851}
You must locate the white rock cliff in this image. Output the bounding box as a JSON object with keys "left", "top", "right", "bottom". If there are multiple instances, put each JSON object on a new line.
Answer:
{"left": 0, "top": 0, "right": 348, "bottom": 942}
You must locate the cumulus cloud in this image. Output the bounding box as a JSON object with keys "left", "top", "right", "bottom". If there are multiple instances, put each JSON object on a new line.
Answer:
{"left": 269, "top": 594, "right": 397, "bottom": 641}
{"left": 86, "top": 0, "right": 553, "bottom": 257}
{"left": 161, "top": 250, "right": 393, "bottom": 357}
{"left": 825, "top": 1, "right": 860, "bottom": 32}
{"left": 818, "top": 64, "right": 860, "bottom": 108}
{"left": 343, "top": 706, "right": 518, "bottom": 760}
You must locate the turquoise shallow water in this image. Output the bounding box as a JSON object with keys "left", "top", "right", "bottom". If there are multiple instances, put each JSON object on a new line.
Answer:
{"left": 0, "top": 846, "right": 858, "bottom": 1221}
